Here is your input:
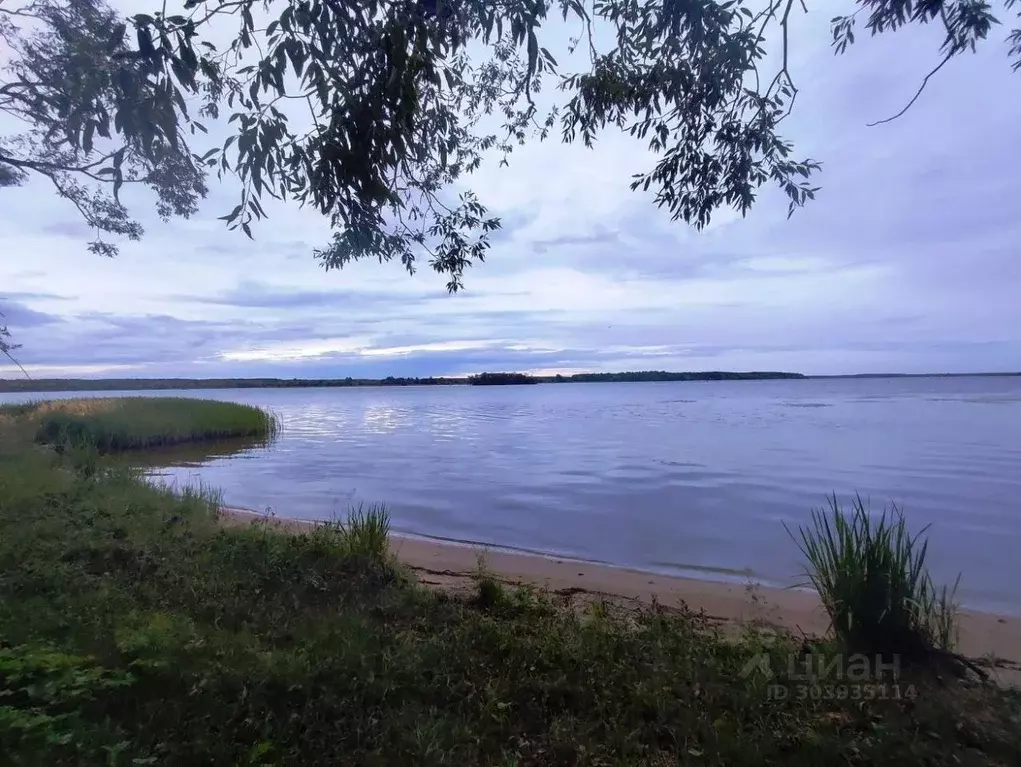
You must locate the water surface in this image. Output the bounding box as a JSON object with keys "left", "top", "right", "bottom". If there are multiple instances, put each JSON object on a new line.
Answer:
{"left": 5, "top": 377, "right": 1020, "bottom": 613}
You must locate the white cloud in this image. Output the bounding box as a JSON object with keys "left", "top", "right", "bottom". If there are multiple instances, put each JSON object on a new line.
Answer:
{"left": 3, "top": 3, "right": 1021, "bottom": 377}
{"left": 359, "top": 340, "right": 496, "bottom": 357}
{"left": 18, "top": 363, "right": 138, "bottom": 376}
{"left": 219, "top": 337, "right": 374, "bottom": 362}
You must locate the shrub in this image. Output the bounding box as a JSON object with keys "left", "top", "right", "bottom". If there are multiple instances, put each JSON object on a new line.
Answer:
{"left": 337, "top": 503, "right": 391, "bottom": 561}
{"left": 788, "top": 493, "right": 960, "bottom": 664}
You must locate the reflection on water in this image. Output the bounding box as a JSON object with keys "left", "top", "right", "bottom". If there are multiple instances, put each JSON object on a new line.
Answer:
{"left": 3, "top": 377, "right": 1021, "bottom": 614}
{"left": 426, "top": 409, "right": 468, "bottom": 441}
{"left": 129, "top": 435, "right": 272, "bottom": 469}
{"left": 362, "top": 404, "right": 409, "bottom": 434}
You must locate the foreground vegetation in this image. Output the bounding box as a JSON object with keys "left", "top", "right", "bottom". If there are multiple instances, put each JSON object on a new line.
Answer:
{"left": 0, "top": 397, "right": 278, "bottom": 453}
{"left": 0, "top": 400, "right": 1018, "bottom": 764}
{"left": 790, "top": 495, "right": 961, "bottom": 666}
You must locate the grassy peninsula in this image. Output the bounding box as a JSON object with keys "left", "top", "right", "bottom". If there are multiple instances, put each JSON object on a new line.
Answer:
{"left": 1, "top": 398, "right": 1018, "bottom": 765}
{"left": 6, "top": 397, "right": 278, "bottom": 453}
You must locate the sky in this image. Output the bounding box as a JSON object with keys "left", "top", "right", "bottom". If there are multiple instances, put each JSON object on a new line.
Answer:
{"left": 2, "top": 2, "right": 1020, "bottom": 379}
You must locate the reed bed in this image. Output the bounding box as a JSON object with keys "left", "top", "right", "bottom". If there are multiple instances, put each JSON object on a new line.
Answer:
{"left": 0, "top": 397, "right": 279, "bottom": 453}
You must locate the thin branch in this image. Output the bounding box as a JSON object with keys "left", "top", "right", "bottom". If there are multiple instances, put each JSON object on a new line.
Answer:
{"left": 1, "top": 346, "right": 31, "bottom": 379}
{"left": 867, "top": 50, "right": 954, "bottom": 127}
{"left": 0, "top": 2, "right": 45, "bottom": 22}
{"left": 585, "top": 0, "right": 597, "bottom": 64}
{"left": 0, "top": 80, "right": 43, "bottom": 97}
{"left": 0, "top": 150, "right": 133, "bottom": 184}
{"left": 0, "top": 151, "right": 102, "bottom": 173}
{"left": 0, "top": 312, "right": 30, "bottom": 380}
{"left": 749, "top": 0, "right": 784, "bottom": 95}
{"left": 865, "top": 0, "right": 964, "bottom": 127}
{"left": 183, "top": 0, "right": 253, "bottom": 30}
{"left": 768, "top": 0, "right": 800, "bottom": 123}
{"left": 44, "top": 172, "right": 97, "bottom": 227}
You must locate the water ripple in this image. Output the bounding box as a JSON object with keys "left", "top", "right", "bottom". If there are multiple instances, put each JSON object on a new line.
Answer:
{"left": 15, "top": 377, "right": 1018, "bottom": 614}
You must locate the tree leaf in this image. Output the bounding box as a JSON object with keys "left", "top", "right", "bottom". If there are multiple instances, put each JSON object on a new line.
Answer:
{"left": 218, "top": 203, "right": 243, "bottom": 223}
{"left": 81, "top": 122, "right": 94, "bottom": 153}
{"left": 136, "top": 27, "right": 157, "bottom": 60}
{"left": 107, "top": 23, "right": 127, "bottom": 52}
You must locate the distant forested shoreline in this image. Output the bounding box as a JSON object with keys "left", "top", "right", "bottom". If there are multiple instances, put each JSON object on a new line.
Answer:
{"left": 468, "top": 372, "right": 540, "bottom": 386}
{"left": 3, "top": 370, "right": 1021, "bottom": 393}
{"left": 0, "top": 371, "right": 808, "bottom": 393}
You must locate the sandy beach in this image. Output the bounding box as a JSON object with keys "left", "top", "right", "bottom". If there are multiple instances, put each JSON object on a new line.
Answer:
{"left": 220, "top": 506, "right": 1021, "bottom": 674}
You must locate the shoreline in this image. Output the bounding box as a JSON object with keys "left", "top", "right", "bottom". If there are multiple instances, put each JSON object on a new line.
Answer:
{"left": 3, "top": 371, "right": 1020, "bottom": 395}
{"left": 219, "top": 506, "right": 1021, "bottom": 673}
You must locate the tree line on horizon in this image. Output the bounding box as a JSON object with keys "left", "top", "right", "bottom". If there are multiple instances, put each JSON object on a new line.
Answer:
{"left": 0, "top": 371, "right": 806, "bottom": 392}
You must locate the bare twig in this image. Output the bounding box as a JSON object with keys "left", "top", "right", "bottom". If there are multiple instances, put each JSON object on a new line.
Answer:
{"left": 868, "top": 4, "right": 965, "bottom": 128}
{"left": 0, "top": 311, "right": 30, "bottom": 379}
{"left": 867, "top": 51, "right": 954, "bottom": 127}
{"left": 183, "top": 0, "right": 253, "bottom": 30}
{"left": 0, "top": 1, "right": 46, "bottom": 22}
{"left": 770, "top": 0, "right": 801, "bottom": 124}
{"left": 1, "top": 346, "right": 31, "bottom": 379}
{"left": 44, "top": 172, "right": 98, "bottom": 228}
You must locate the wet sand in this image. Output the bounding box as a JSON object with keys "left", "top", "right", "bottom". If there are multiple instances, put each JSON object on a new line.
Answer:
{"left": 219, "top": 506, "right": 1021, "bottom": 675}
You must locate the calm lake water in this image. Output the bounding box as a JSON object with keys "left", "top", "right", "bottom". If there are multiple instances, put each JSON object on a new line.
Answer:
{"left": 5, "top": 377, "right": 1020, "bottom": 614}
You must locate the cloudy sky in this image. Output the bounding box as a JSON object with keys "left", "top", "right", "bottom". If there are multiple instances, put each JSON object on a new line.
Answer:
{"left": 2, "top": 3, "right": 1020, "bottom": 379}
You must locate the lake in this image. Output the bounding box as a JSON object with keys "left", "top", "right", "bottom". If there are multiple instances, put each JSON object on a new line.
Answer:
{"left": 5, "top": 376, "right": 1020, "bottom": 614}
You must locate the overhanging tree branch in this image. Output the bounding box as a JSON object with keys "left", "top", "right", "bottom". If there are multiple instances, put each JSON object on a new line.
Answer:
{"left": 1, "top": 0, "right": 1017, "bottom": 296}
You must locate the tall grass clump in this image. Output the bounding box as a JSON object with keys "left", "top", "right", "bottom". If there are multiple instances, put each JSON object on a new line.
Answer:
{"left": 11, "top": 397, "right": 279, "bottom": 453}
{"left": 471, "top": 554, "right": 508, "bottom": 611}
{"left": 788, "top": 493, "right": 961, "bottom": 664}
{"left": 334, "top": 502, "right": 391, "bottom": 560}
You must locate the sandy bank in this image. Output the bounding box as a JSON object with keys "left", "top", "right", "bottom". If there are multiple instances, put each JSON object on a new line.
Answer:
{"left": 219, "top": 506, "right": 1021, "bottom": 674}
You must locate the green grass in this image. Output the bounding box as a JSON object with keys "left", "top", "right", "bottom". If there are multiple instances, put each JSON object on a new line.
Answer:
{"left": 787, "top": 494, "right": 962, "bottom": 666}
{"left": 0, "top": 416, "right": 1019, "bottom": 764}
{"left": 332, "top": 502, "right": 392, "bottom": 560}
{"left": 0, "top": 397, "right": 278, "bottom": 453}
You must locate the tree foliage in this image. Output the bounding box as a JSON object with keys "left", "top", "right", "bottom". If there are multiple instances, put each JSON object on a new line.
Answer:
{"left": 1, "top": 0, "right": 1019, "bottom": 290}
{"left": 0, "top": 0, "right": 212, "bottom": 257}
